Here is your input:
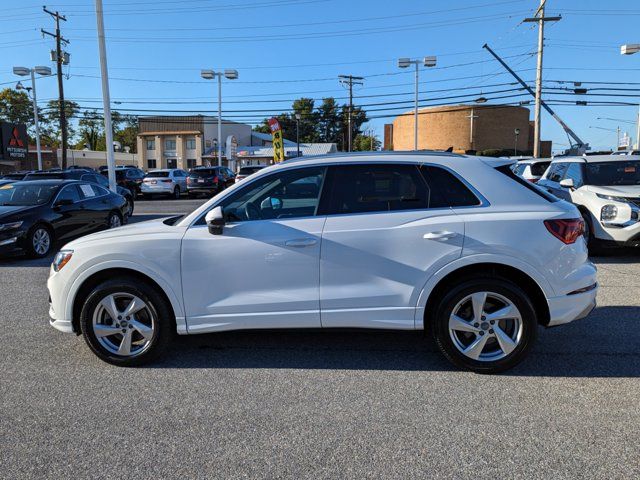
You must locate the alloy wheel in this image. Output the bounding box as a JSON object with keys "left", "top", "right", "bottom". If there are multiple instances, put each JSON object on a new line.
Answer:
{"left": 109, "top": 214, "right": 122, "bottom": 229}
{"left": 448, "top": 291, "right": 523, "bottom": 362}
{"left": 32, "top": 228, "right": 51, "bottom": 255}
{"left": 92, "top": 293, "right": 156, "bottom": 357}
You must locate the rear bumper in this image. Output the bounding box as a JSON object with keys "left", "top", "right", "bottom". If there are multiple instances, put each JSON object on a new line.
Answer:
{"left": 546, "top": 285, "right": 598, "bottom": 327}
{"left": 141, "top": 184, "right": 174, "bottom": 194}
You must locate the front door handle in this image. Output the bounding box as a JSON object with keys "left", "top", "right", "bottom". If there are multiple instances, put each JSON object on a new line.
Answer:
{"left": 285, "top": 238, "right": 318, "bottom": 248}
{"left": 423, "top": 231, "right": 457, "bottom": 241}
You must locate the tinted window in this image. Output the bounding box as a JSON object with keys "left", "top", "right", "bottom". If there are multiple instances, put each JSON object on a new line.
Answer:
{"left": 239, "top": 166, "right": 265, "bottom": 175}
{"left": 189, "top": 168, "right": 217, "bottom": 178}
{"left": 95, "top": 175, "right": 110, "bottom": 188}
{"left": 563, "top": 163, "right": 584, "bottom": 188}
{"left": 220, "top": 167, "right": 325, "bottom": 222}
{"left": 546, "top": 163, "right": 569, "bottom": 182}
{"left": 420, "top": 165, "right": 480, "bottom": 208}
{"left": 146, "top": 171, "right": 170, "bottom": 178}
{"left": 530, "top": 161, "right": 550, "bottom": 177}
{"left": 585, "top": 161, "right": 640, "bottom": 186}
{"left": 81, "top": 173, "right": 99, "bottom": 183}
{"left": 324, "top": 164, "right": 430, "bottom": 215}
{"left": 57, "top": 185, "right": 82, "bottom": 203}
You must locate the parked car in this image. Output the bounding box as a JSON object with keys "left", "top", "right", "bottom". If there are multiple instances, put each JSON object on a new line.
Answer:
{"left": 0, "top": 180, "right": 127, "bottom": 258}
{"left": 186, "top": 166, "right": 235, "bottom": 198}
{"left": 141, "top": 169, "right": 188, "bottom": 199}
{"left": 236, "top": 165, "right": 267, "bottom": 182}
{"left": 47, "top": 152, "right": 597, "bottom": 373}
{"left": 23, "top": 170, "right": 135, "bottom": 217}
{"left": 537, "top": 154, "right": 640, "bottom": 253}
{"left": 100, "top": 167, "right": 145, "bottom": 197}
{"left": 512, "top": 159, "right": 551, "bottom": 183}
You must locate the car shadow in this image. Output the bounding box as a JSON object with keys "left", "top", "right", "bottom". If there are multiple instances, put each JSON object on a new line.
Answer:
{"left": 149, "top": 305, "right": 640, "bottom": 378}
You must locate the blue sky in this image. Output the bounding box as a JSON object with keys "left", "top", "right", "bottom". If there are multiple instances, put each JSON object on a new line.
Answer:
{"left": 1, "top": 0, "right": 639, "bottom": 152}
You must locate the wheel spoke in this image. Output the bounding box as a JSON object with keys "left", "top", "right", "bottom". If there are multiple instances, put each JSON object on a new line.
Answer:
{"left": 493, "top": 326, "right": 517, "bottom": 356}
{"left": 449, "top": 314, "right": 480, "bottom": 333}
{"left": 100, "top": 295, "right": 120, "bottom": 322}
{"left": 94, "top": 324, "right": 122, "bottom": 338}
{"left": 118, "top": 329, "right": 133, "bottom": 356}
{"left": 471, "top": 292, "right": 487, "bottom": 322}
{"left": 130, "top": 320, "right": 153, "bottom": 341}
{"left": 463, "top": 333, "right": 489, "bottom": 360}
{"left": 485, "top": 304, "right": 520, "bottom": 323}
{"left": 122, "top": 296, "right": 145, "bottom": 317}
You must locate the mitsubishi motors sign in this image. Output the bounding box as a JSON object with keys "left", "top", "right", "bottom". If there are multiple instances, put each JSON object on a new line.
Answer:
{"left": 0, "top": 122, "right": 28, "bottom": 161}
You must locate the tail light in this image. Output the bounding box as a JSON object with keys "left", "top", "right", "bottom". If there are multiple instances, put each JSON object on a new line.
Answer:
{"left": 528, "top": 178, "right": 539, "bottom": 183}
{"left": 187, "top": 177, "right": 192, "bottom": 184}
{"left": 544, "top": 218, "right": 584, "bottom": 244}
{"left": 213, "top": 176, "right": 219, "bottom": 184}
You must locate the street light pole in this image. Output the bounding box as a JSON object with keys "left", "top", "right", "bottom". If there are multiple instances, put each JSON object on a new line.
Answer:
{"left": 201, "top": 69, "right": 238, "bottom": 167}
{"left": 13, "top": 66, "right": 51, "bottom": 171}
{"left": 514, "top": 128, "right": 520, "bottom": 156}
{"left": 398, "top": 56, "right": 436, "bottom": 151}
{"left": 295, "top": 113, "right": 301, "bottom": 157}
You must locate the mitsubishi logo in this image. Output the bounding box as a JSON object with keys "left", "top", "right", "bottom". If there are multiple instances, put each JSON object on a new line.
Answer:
{"left": 8, "top": 127, "right": 24, "bottom": 148}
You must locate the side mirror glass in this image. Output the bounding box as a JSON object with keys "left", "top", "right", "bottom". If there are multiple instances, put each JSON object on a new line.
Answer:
{"left": 205, "top": 206, "right": 225, "bottom": 235}
{"left": 559, "top": 178, "right": 574, "bottom": 189}
{"left": 260, "top": 196, "right": 282, "bottom": 210}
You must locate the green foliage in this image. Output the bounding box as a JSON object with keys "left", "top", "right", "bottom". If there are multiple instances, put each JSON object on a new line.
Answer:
{"left": 0, "top": 88, "right": 32, "bottom": 126}
{"left": 352, "top": 134, "right": 381, "bottom": 152}
{"left": 254, "top": 96, "right": 369, "bottom": 151}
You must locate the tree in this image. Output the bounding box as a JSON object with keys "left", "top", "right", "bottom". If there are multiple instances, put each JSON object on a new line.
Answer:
{"left": 0, "top": 88, "right": 32, "bottom": 126}
{"left": 338, "top": 105, "right": 368, "bottom": 151}
{"left": 353, "top": 133, "right": 381, "bottom": 152}
{"left": 114, "top": 115, "right": 139, "bottom": 153}
{"left": 76, "top": 110, "right": 103, "bottom": 150}
{"left": 40, "top": 99, "right": 80, "bottom": 147}
{"left": 317, "top": 98, "right": 341, "bottom": 143}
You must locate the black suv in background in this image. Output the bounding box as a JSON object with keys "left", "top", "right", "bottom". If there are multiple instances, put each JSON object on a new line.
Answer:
{"left": 186, "top": 166, "right": 235, "bottom": 198}
{"left": 23, "top": 170, "right": 135, "bottom": 217}
{"left": 100, "top": 167, "right": 145, "bottom": 197}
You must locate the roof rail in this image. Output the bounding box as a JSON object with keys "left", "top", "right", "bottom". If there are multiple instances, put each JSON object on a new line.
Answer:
{"left": 282, "top": 150, "right": 467, "bottom": 164}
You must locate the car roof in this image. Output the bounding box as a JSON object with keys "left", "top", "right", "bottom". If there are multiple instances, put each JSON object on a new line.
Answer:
{"left": 551, "top": 154, "right": 640, "bottom": 164}
{"left": 12, "top": 179, "right": 81, "bottom": 186}
{"left": 515, "top": 158, "right": 551, "bottom": 165}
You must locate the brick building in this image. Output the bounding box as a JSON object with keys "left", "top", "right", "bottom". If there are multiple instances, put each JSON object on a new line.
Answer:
{"left": 385, "top": 104, "right": 551, "bottom": 157}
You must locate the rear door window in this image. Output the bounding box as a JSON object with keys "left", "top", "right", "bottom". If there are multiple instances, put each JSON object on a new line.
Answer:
{"left": 322, "top": 164, "right": 431, "bottom": 215}
{"left": 57, "top": 185, "right": 82, "bottom": 203}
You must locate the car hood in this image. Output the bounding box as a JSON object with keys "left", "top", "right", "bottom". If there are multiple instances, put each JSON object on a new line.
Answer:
{"left": 0, "top": 205, "right": 39, "bottom": 219}
{"left": 584, "top": 185, "right": 640, "bottom": 198}
{"left": 64, "top": 216, "right": 186, "bottom": 249}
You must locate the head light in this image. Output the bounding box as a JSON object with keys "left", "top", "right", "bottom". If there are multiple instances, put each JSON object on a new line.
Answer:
{"left": 52, "top": 250, "right": 73, "bottom": 272}
{"left": 0, "top": 221, "right": 23, "bottom": 232}
{"left": 601, "top": 204, "right": 618, "bottom": 221}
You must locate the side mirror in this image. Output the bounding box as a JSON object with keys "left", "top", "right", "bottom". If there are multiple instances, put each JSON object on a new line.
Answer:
{"left": 205, "top": 206, "right": 225, "bottom": 235}
{"left": 54, "top": 198, "right": 74, "bottom": 207}
{"left": 559, "top": 178, "right": 574, "bottom": 189}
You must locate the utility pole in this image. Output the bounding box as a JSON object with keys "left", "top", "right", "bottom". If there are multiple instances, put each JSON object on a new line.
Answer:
{"left": 636, "top": 104, "right": 640, "bottom": 150}
{"left": 339, "top": 75, "right": 364, "bottom": 152}
{"left": 42, "top": 7, "right": 69, "bottom": 169}
{"left": 523, "top": 0, "right": 561, "bottom": 157}
{"left": 467, "top": 109, "right": 479, "bottom": 151}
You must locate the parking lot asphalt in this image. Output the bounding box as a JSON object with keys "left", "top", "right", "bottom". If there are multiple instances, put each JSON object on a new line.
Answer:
{"left": 1, "top": 198, "right": 639, "bottom": 479}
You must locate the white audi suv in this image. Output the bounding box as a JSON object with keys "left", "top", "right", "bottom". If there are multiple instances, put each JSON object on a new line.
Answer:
{"left": 537, "top": 154, "right": 640, "bottom": 254}
{"left": 48, "top": 153, "right": 598, "bottom": 373}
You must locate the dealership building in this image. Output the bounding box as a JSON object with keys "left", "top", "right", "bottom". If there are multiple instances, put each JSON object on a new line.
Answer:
{"left": 385, "top": 104, "right": 552, "bottom": 157}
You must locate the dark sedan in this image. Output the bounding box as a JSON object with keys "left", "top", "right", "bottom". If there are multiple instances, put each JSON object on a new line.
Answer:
{"left": 0, "top": 180, "right": 127, "bottom": 258}
{"left": 100, "top": 167, "right": 146, "bottom": 197}
{"left": 24, "top": 170, "right": 135, "bottom": 217}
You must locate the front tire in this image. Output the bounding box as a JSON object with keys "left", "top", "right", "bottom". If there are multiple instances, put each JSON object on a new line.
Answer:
{"left": 431, "top": 278, "right": 538, "bottom": 374}
{"left": 108, "top": 211, "right": 123, "bottom": 229}
{"left": 26, "top": 224, "right": 53, "bottom": 258}
{"left": 80, "top": 278, "right": 173, "bottom": 366}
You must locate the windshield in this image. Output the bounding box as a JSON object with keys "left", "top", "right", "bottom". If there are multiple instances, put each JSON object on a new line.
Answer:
{"left": 585, "top": 161, "right": 640, "bottom": 186}
{"left": 146, "top": 171, "right": 170, "bottom": 178}
{"left": 0, "top": 183, "right": 58, "bottom": 206}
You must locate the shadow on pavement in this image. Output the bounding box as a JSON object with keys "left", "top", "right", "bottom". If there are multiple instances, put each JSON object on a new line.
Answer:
{"left": 147, "top": 305, "right": 640, "bottom": 378}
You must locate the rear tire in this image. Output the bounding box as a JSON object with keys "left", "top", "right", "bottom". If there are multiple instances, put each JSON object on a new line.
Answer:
{"left": 80, "top": 278, "right": 173, "bottom": 366}
{"left": 172, "top": 186, "right": 181, "bottom": 199}
{"left": 431, "top": 278, "right": 538, "bottom": 374}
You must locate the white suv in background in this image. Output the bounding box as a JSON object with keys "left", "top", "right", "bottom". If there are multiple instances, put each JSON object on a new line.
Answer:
{"left": 141, "top": 169, "right": 188, "bottom": 199}
{"left": 47, "top": 153, "right": 597, "bottom": 373}
{"left": 537, "top": 154, "right": 640, "bottom": 253}
{"left": 512, "top": 158, "right": 551, "bottom": 183}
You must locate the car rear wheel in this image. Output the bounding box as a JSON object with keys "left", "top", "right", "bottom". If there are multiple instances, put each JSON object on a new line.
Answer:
{"left": 26, "top": 224, "right": 53, "bottom": 258}
{"left": 80, "top": 278, "right": 173, "bottom": 366}
{"left": 172, "top": 186, "right": 181, "bottom": 199}
{"left": 431, "top": 278, "right": 537, "bottom": 374}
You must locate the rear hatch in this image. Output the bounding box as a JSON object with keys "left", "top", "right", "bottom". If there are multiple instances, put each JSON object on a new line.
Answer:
{"left": 144, "top": 171, "right": 172, "bottom": 186}
{"left": 188, "top": 168, "right": 218, "bottom": 187}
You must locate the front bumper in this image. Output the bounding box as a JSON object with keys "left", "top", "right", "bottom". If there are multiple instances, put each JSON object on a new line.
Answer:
{"left": 47, "top": 268, "right": 75, "bottom": 334}
{"left": 546, "top": 285, "right": 598, "bottom": 327}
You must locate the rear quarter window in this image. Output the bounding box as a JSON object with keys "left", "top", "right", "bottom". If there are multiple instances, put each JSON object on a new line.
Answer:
{"left": 495, "top": 165, "right": 559, "bottom": 202}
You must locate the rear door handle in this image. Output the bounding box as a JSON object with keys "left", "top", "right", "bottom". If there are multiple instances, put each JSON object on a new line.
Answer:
{"left": 423, "top": 231, "right": 457, "bottom": 241}
{"left": 285, "top": 238, "right": 318, "bottom": 248}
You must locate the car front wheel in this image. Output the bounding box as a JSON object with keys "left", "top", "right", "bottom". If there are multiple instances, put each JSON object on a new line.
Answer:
{"left": 26, "top": 224, "right": 53, "bottom": 258}
{"left": 431, "top": 278, "right": 537, "bottom": 374}
{"left": 79, "top": 278, "right": 173, "bottom": 366}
